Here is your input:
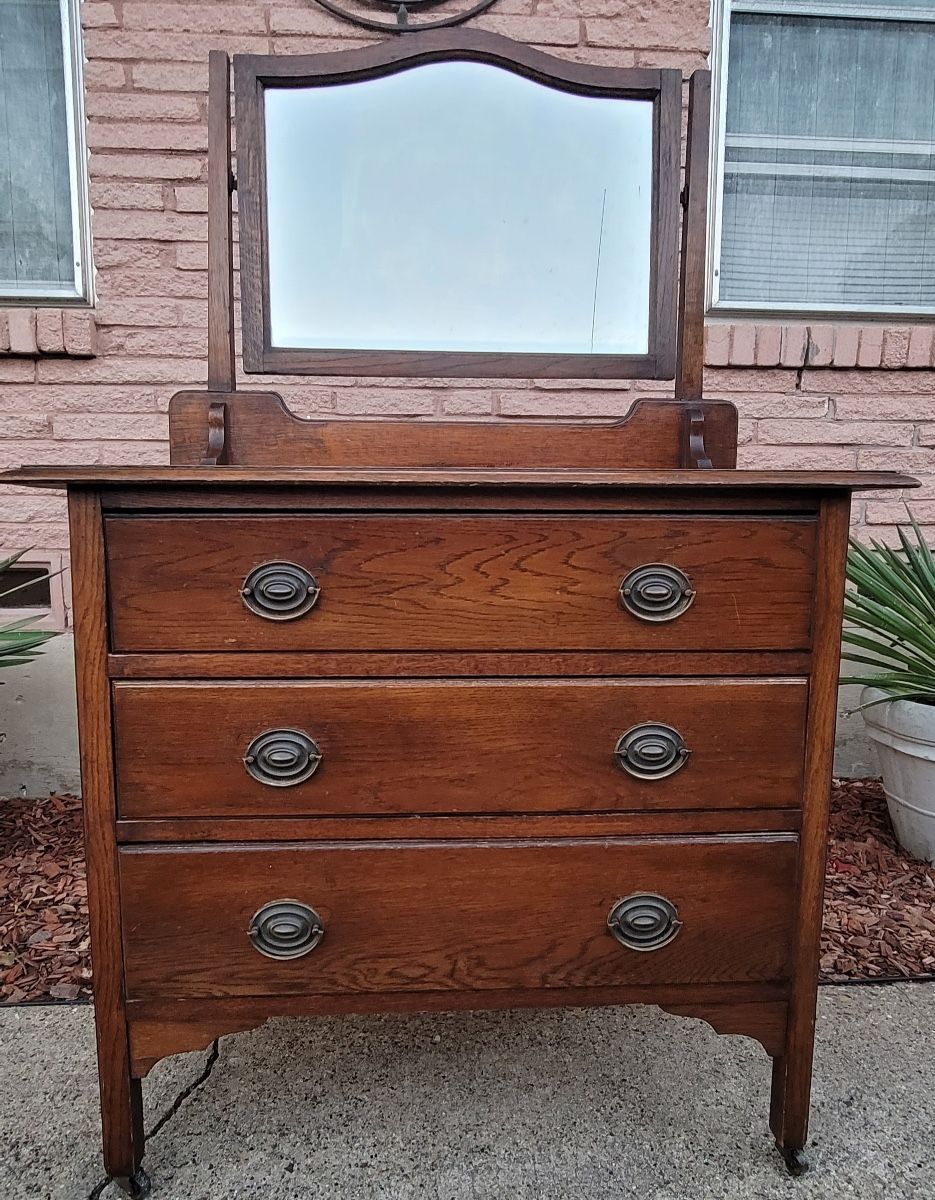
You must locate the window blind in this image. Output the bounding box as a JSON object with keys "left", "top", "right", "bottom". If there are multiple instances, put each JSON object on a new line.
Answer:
{"left": 719, "top": 3, "right": 935, "bottom": 312}
{"left": 0, "top": 0, "right": 76, "bottom": 296}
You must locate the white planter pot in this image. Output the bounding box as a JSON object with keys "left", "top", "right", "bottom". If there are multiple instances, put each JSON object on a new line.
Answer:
{"left": 861, "top": 686, "right": 935, "bottom": 865}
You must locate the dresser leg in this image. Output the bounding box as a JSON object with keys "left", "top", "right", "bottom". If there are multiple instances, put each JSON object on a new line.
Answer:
{"left": 102, "top": 1072, "right": 148, "bottom": 1195}
{"left": 769, "top": 1054, "right": 811, "bottom": 1176}
{"left": 113, "top": 1167, "right": 151, "bottom": 1199}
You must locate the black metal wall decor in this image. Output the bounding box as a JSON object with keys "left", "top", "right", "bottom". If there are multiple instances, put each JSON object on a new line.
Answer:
{"left": 310, "top": 0, "right": 500, "bottom": 34}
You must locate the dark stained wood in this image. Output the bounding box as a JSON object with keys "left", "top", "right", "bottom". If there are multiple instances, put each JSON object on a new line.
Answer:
{"left": 169, "top": 392, "right": 739, "bottom": 470}
{"left": 206, "top": 52, "right": 236, "bottom": 395}
{"left": 119, "top": 836, "right": 797, "bottom": 1000}
{"left": 128, "top": 992, "right": 789, "bottom": 1078}
{"left": 127, "top": 979, "right": 790, "bottom": 1025}
{"left": 770, "top": 495, "right": 852, "bottom": 1156}
{"left": 106, "top": 649, "right": 813, "bottom": 680}
{"left": 2, "top": 465, "right": 916, "bottom": 491}
{"left": 234, "top": 30, "right": 682, "bottom": 379}
{"left": 246, "top": 349, "right": 670, "bottom": 382}
{"left": 676, "top": 71, "right": 711, "bottom": 404}
{"left": 131, "top": 1015, "right": 265, "bottom": 1079}
{"left": 17, "top": 454, "right": 912, "bottom": 1186}
{"left": 681, "top": 406, "right": 713, "bottom": 470}
{"left": 661, "top": 1000, "right": 787, "bottom": 1059}
{"left": 95, "top": 486, "right": 831, "bottom": 515}
{"left": 653, "top": 68, "right": 682, "bottom": 379}
{"left": 103, "top": 514, "right": 818, "bottom": 653}
{"left": 68, "top": 490, "right": 144, "bottom": 1184}
{"left": 112, "top": 678, "right": 807, "bottom": 819}
{"left": 237, "top": 33, "right": 670, "bottom": 94}
{"left": 199, "top": 400, "right": 227, "bottom": 467}
{"left": 116, "top": 808, "right": 802, "bottom": 845}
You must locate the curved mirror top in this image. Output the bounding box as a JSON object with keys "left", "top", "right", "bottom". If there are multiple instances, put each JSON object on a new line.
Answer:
{"left": 264, "top": 61, "right": 654, "bottom": 356}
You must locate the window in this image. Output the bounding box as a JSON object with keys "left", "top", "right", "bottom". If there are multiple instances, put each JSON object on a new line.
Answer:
{"left": 0, "top": 562, "right": 52, "bottom": 608}
{"left": 0, "top": 550, "right": 66, "bottom": 631}
{"left": 0, "top": 0, "right": 91, "bottom": 302}
{"left": 710, "top": 1, "right": 935, "bottom": 317}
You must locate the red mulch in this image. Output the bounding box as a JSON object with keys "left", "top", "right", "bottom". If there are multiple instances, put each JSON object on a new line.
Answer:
{"left": 0, "top": 793, "right": 91, "bottom": 1004}
{"left": 822, "top": 778, "right": 935, "bottom": 983}
{"left": 1, "top": 782, "right": 934, "bottom": 1004}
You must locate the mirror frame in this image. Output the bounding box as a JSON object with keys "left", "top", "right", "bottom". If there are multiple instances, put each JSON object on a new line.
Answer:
{"left": 234, "top": 30, "right": 683, "bottom": 379}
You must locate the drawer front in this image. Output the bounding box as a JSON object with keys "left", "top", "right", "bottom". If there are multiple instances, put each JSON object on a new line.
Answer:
{"left": 113, "top": 678, "right": 807, "bottom": 818}
{"left": 119, "top": 836, "right": 797, "bottom": 1000}
{"left": 105, "top": 515, "right": 816, "bottom": 652}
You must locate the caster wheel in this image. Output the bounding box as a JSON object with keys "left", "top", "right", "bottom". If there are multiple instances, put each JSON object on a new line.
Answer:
{"left": 115, "top": 1168, "right": 151, "bottom": 1198}
{"left": 777, "top": 1145, "right": 810, "bottom": 1177}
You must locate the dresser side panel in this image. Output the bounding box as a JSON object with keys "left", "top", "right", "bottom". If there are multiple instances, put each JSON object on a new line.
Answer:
{"left": 772, "top": 493, "right": 851, "bottom": 1149}
{"left": 68, "top": 487, "right": 143, "bottom": 1178}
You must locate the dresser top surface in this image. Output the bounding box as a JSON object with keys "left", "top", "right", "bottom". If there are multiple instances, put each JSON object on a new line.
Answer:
{"left": 0, "top": 466, "right": 917, "bottom": 492}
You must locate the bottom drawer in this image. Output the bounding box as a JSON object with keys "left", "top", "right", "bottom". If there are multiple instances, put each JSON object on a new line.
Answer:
{"left": 119, "top": 836, "right": 797, "bottom": 1001}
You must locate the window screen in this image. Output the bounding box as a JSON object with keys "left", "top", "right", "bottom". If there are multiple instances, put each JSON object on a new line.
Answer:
{"left": 716, "top": 1, "right": 935, "bottom": 314}
{"left": 0, "top": 0, "right": 87, "bottom": 300}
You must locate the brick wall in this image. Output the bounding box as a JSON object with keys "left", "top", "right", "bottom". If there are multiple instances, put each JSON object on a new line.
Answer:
{"left": 0, "top": 0, "right": 931, "bottom": 572}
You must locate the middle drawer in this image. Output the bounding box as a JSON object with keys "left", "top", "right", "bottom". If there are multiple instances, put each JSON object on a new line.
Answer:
{"left": 113, "top": 679, "right": 807, "bottom": 818}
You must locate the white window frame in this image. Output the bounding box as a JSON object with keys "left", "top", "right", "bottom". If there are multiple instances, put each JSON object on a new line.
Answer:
{"left": 0, "top": 0, "right": 93, "bottom": 305}
{"left": 0, "top": 550, "right": 67, "bottom": 632}
{"left": 707, "top": 0, "right": 935, "bottom": 319}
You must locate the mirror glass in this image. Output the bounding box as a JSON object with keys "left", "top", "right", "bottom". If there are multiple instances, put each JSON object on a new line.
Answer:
{"left": 264, "top": 62, "right": 654, "bottom": 356}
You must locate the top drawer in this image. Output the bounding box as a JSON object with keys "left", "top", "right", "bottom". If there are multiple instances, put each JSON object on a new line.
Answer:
{"left": 105, "top": 515, "right": 816, "bottom": 653}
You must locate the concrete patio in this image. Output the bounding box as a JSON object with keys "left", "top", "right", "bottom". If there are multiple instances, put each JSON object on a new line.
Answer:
{"left": 1, "top": 982, "right": 933, "bottom": 1200}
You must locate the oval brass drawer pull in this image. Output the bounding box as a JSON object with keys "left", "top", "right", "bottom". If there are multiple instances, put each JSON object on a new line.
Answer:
{"left": 608, "top": 893, "right": 682, "bottom": 952}
{"left": 614, "top": 722, "right": 690, "bottom": 779}
{"left": 618, "top": 563, "right": 694, "bottom": 622}
{"left": 244, "top": 728, "right": 322, "bottom": 787}
{"left": 241, "top": 561, "right": 320, "bottom": 620}
{"left": 249, "top": 900, "right": 324, "bottom": 959}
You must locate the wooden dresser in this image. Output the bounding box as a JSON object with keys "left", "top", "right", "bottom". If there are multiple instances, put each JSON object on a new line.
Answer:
{"left": 7, "top": 457, "right": 911, "bottom": 1197}
{"left": 4, "top": 31, "right": 918, "bottom": 1197}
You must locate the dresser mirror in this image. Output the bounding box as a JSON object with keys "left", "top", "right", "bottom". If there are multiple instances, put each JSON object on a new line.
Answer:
{"left": 234, "top": 36, "right": 682, "bottom": 378}
{"left": 264, "top": 65, "right": 653, "bottom": 357}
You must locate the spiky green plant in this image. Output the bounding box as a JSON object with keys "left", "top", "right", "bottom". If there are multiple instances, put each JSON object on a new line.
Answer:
{"left": 0, "top": 549, "right": 59, "bottom": 669}
{"left": 842, "top": 514, "right": 935, "bottom": 713}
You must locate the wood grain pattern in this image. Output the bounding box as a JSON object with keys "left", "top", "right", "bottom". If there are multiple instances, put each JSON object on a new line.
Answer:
{"left": 119, "top": 836, "right": 797, "bottom": 1000}
{"left": 168, "top": 392, "right": 738, "bottom": 470}
{"left": 112, "top": 678, "right": 807, "bottom": 818}
{"left": 104, "top": 515, "right": 818, "bottom": 653}
{"left": 2, "top": 465, "right": 916, "bottom": 491}
{"left": 106, "top": 649, "right": 813, "bottom": 679}
{"left": 116, "top": 808, "right": 802, "bottom": 845}
{"left": 126, "top": 978, "right": 790, "bottom": 1025}
{"left": 130, "top": 1015, "right": 262, "bottom": 1078}
{"left": 207, "top": 52, "right": 235, "bottom": 396}
{"left": 675, "top": 71, "right": 710, "bottom": 403}
{"left": 68, "top": 490, "right": 144, "bottom": 1183}
{"left": 128, "top": 993, "right": 788, "bottom": 1077}
{"left": 98, "top": 488, "right": 828, "bottom": 516}
{"left": 661, "top": 1000, "right": 787, "bottom": 1059}
{"left": 771, "top": 495, "right": 852, "bottom": 1154}
{"left": 653, "top": 70, "right": 682, "bottom": 380}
